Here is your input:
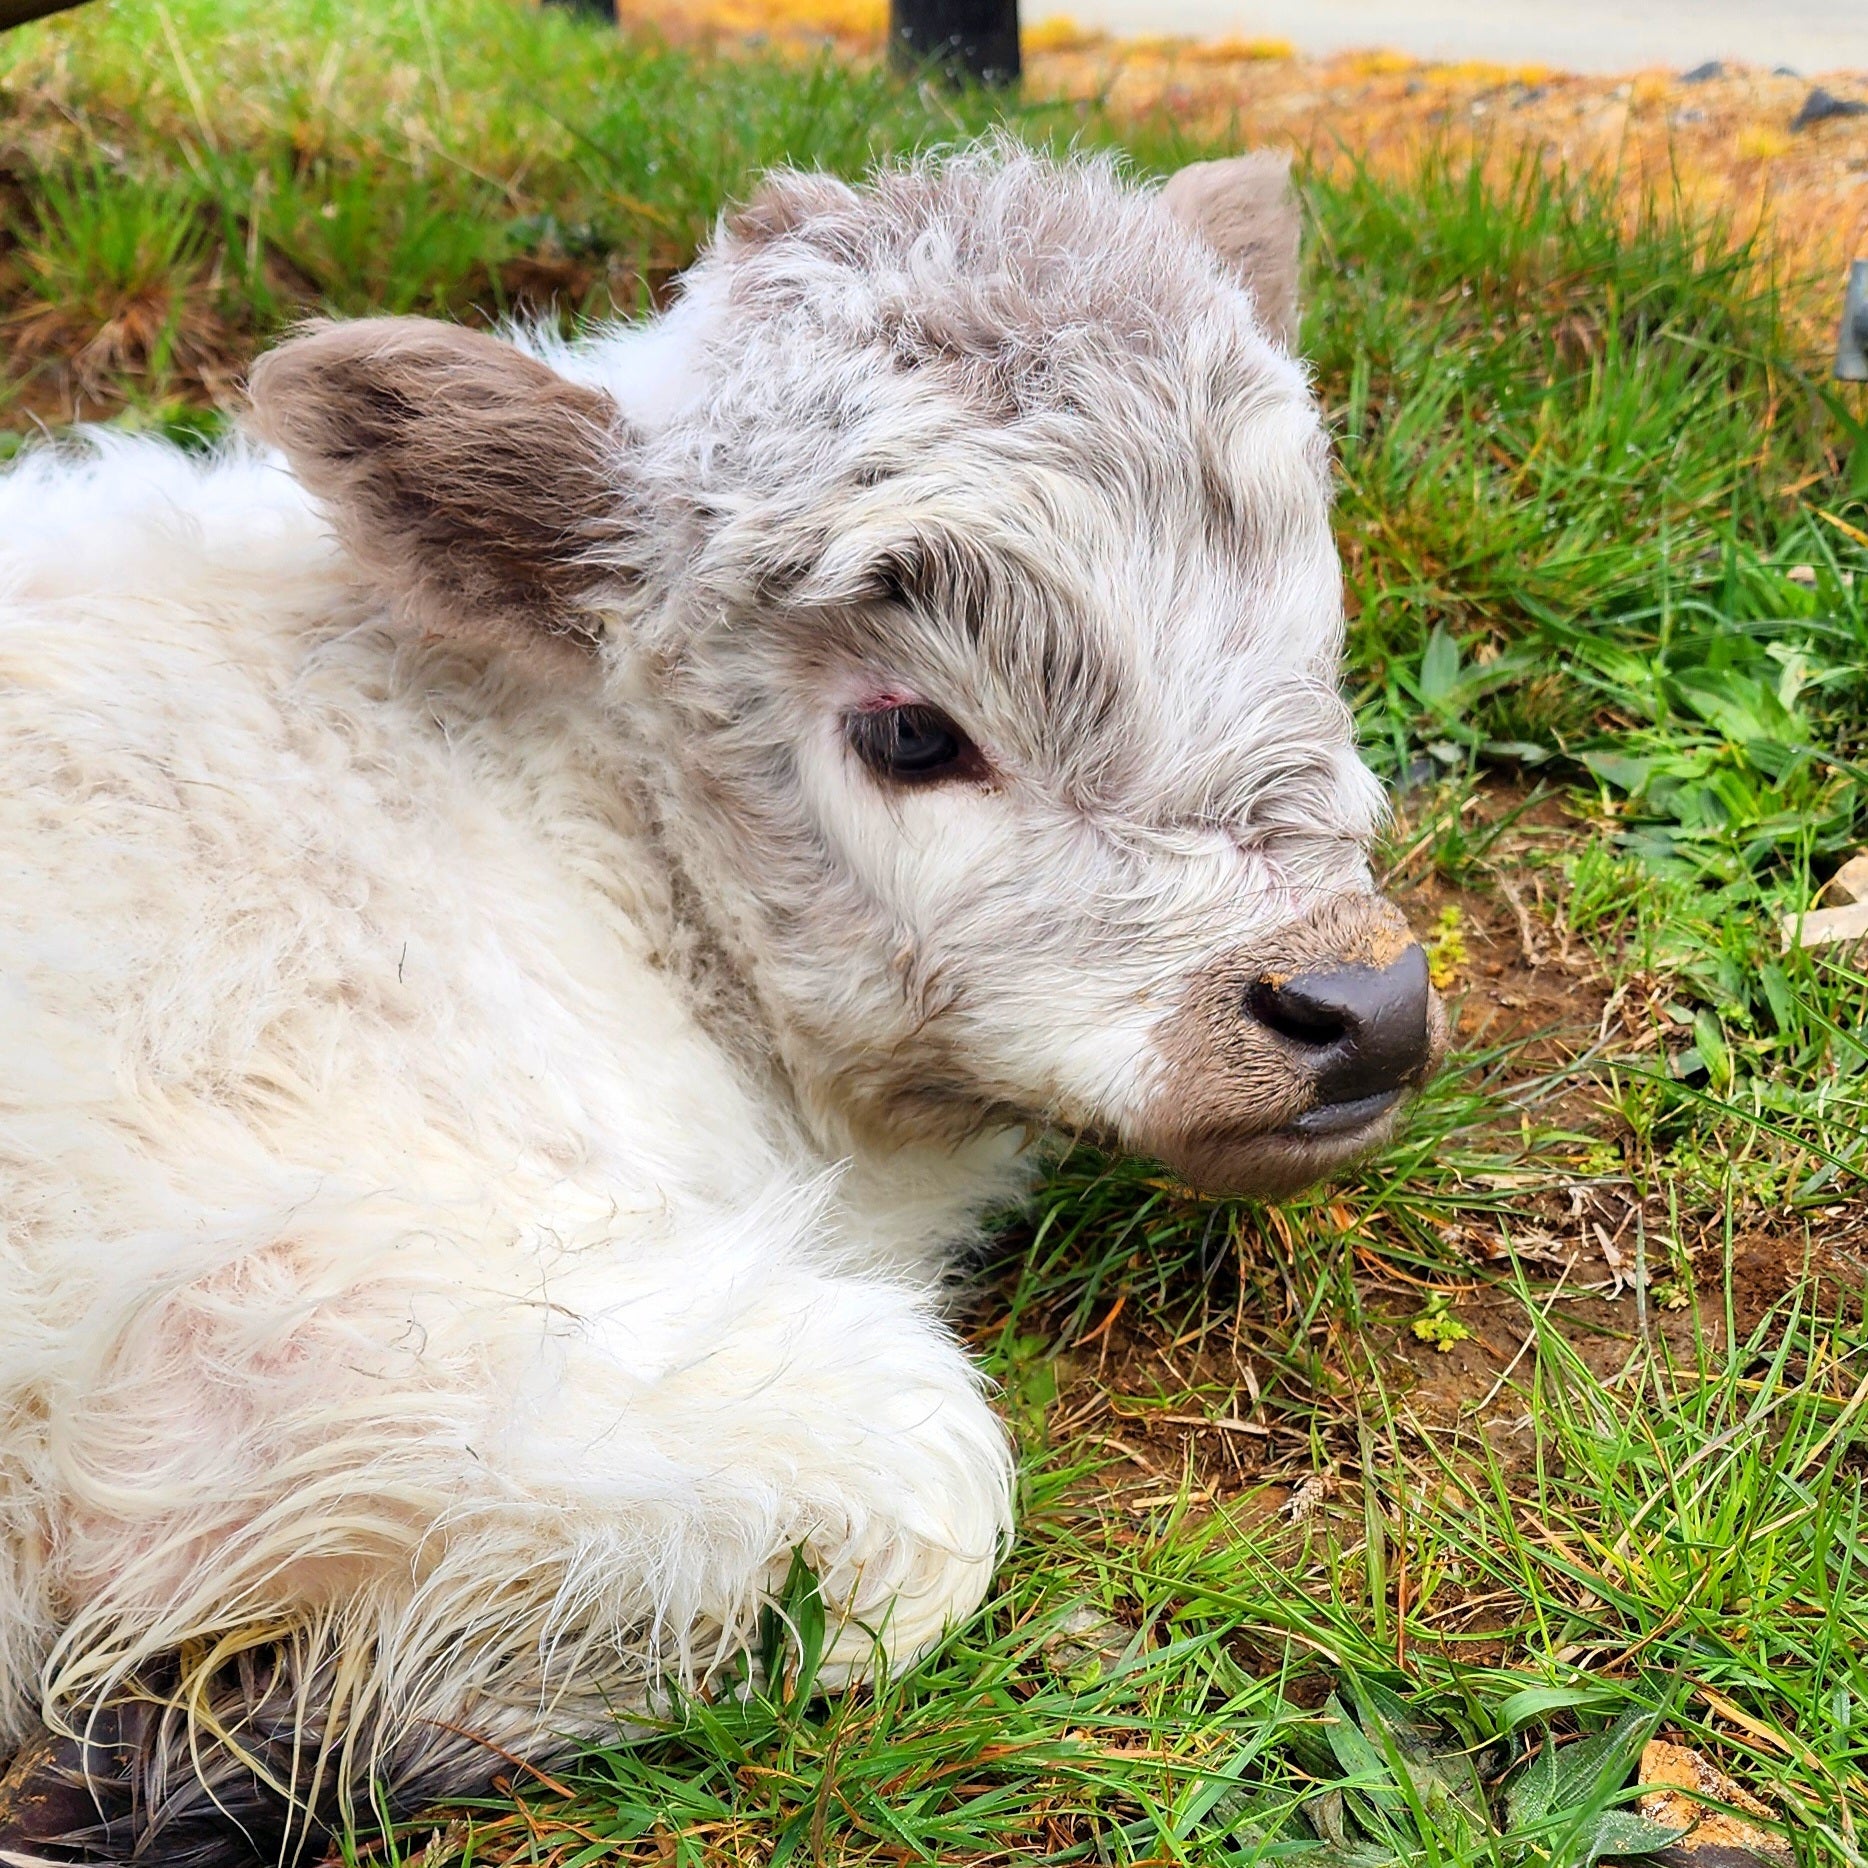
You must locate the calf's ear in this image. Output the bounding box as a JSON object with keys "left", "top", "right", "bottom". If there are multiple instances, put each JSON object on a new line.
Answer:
{"left": 248, "top": 318, "right": 636, "bottom": 659}
{"left": 1160, "top": 152, "right": 1301, "bottom": 351}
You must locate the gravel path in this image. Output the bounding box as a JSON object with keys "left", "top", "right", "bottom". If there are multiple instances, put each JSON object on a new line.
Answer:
{"left": 1040, "top": 1, "right": 1868, "bottom": 77}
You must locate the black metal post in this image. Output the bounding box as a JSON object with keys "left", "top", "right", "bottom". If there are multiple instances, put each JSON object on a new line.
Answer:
{"left": 541, "top": 0, "right": 615, "bottom": 24}
{"left": 889, "top": 0, "right": 1019, "bottom": 86}
{"left": 1, "top": 0, "right": 95, "bottom": 32}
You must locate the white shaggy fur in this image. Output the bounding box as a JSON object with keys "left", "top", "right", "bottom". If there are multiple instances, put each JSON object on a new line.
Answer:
{"left": 0, "top": 143, "right": 1431, "bottom": 1857}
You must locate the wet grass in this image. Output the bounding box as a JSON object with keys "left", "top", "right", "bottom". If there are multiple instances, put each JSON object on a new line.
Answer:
{"left": 4, "top": 0, "right": 1868, "bottom": 1860}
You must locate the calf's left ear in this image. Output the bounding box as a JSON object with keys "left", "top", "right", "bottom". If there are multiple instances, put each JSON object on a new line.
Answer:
{"left": 1160, "top": 151, "right": 1302, "bottom": 351}
{"left": 249, "top": 318, "right": 636, "bottom": 658}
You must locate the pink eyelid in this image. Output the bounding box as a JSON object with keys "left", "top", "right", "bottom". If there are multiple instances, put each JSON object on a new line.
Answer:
{"left": 851, "top": 687, "right": 925, "bottom": 714}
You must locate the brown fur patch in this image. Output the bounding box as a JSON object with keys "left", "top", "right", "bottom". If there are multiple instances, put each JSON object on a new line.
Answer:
{"left": 723, "top": 171, "right": 863, "bottom": 249}
{"left": 0, "top": 1650, "right": 499, "bottom": 1868}
{"left": 1160, "top": 153, "right": 1302, "bottom": 351}
{"left": 247, "top": 319, "right": 633, "bottom": 659}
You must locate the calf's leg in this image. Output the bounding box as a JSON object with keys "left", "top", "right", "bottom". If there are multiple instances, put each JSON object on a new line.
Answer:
{"left": 8, "top": 1219, "right": 1011, "bottom": 1864}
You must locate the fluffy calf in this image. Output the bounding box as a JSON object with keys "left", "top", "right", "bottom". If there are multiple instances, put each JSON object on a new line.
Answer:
{"left": 0, "top": 141, "right": 1442, "bottom": 1863}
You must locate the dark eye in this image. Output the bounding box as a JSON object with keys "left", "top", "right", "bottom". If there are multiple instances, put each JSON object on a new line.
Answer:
{"left": 847, "top": 704, "right": 983, "bottom": 786}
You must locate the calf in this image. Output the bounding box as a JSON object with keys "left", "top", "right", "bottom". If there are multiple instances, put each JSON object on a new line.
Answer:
{"left": 0, "top": 140, "right": 1442, "bottom": 1863}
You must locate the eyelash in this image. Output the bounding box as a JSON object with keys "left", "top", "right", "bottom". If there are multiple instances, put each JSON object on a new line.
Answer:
{"left": 846, "top": 703, "right": 986, "bottom": 786}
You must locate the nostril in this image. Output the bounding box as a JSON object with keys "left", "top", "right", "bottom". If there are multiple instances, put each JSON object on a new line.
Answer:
{"left": 1243, "top": 945, "right": 1434, "bottom": 1105}
{"left": 1244, "top": 976, "right": 1352, "bottom": 1050}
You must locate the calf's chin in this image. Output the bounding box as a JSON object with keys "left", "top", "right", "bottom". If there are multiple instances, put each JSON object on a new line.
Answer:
{"left": 1145, "top": 1107, "right": 1410, "bottom": 1202}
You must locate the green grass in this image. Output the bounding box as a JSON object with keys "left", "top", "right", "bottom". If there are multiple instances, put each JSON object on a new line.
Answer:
{"left": 5, "top": 0, "right": 1868, "bottom": 1860}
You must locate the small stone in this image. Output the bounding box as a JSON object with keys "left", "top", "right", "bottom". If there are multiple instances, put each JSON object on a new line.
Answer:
{"left": 1773, "top": 66, "right": 1801, "bottom": 77}
{"left": 1782, "top": 899, "right": 1868, "bottom": 952}
{"left": 1785, "top": 563, "right": 1817, "bottom": 584}
{"left": 1791, "top": 87, "right": 1868, "bottom": 130}
{"left": 1681, "top": 60, "right": 1724, "bottom": 83}
{"left": 1042, "top": 1603, "right": 1129, "bottom": 1681}
{"left": 1638, "top": 1742, "right": 1792, "bottom": 1868}
{"left": 1825, "top": 849, "right": 1868, "bottom": 904}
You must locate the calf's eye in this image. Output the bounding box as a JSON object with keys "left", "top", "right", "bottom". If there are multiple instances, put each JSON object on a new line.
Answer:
{"left": 848, "top": 703, "right": 983, "bottom": 786}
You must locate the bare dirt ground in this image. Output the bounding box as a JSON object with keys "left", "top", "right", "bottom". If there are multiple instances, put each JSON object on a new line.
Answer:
{"left": 1034, "top": 0, "right": 1868, "bottom": 79}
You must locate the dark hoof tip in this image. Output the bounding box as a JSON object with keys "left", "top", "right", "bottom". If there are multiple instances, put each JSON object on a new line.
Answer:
{"left": 0, "top": 1731, "right": 106, "bottom": 1861}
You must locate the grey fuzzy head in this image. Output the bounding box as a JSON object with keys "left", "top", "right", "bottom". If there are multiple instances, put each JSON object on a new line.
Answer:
{"left": 253, "top": 139, "right": 1443, "bottom": 1194}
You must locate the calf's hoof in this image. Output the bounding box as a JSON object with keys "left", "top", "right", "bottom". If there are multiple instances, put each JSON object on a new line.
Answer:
{"left": 0, "top": 1724, "right": 129, "bottom": 1865}
{"left": 0, "top": 1702, "right": 278, "bottom": 1867}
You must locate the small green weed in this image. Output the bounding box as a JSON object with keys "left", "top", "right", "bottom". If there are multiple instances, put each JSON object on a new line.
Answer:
{"left": 1408, "top": 1294, "right": 1470, "bottom": 1352}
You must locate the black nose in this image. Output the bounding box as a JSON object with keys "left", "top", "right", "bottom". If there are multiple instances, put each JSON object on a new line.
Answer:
{"left": 1246, "top": 945, "right": 1434, "bottom": 1113}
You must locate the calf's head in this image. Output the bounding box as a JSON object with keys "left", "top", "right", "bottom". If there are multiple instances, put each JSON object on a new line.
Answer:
{"left": 250, "top": 142, "right": 1444, "bottom": 1198}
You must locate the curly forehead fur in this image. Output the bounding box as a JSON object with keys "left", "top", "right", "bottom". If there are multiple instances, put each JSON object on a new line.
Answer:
{"left": 721, "top": 141, "right": 1289, "bottom": 378}
{"left": 598, "top": 142, "right": 1370, "bottom": 844}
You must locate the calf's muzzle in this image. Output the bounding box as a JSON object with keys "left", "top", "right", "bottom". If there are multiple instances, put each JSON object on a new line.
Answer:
{"left": 1137, "top": 896, "right": 1447, "bottom": 1198}
{"left": 1245, "top": 944, "right": 1434, "bottom": 1136}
